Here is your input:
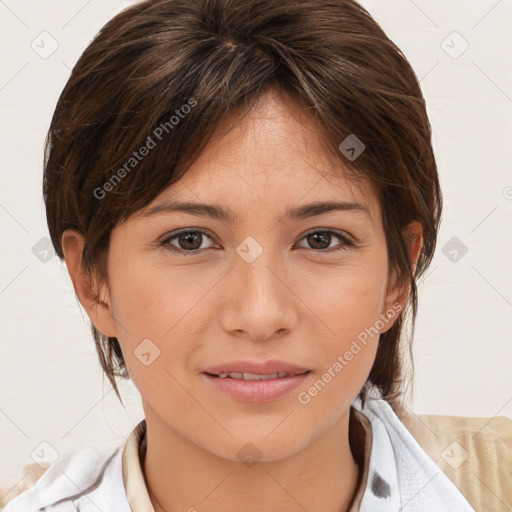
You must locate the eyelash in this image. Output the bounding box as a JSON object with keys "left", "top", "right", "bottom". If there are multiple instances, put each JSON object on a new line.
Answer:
{"left": 160, "top": 229, "right": 354, "bottom": 256}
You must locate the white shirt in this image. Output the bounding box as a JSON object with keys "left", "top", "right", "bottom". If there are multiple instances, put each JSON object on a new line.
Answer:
{"left": 4, "top": 393, "right": 476, "bottom": 511}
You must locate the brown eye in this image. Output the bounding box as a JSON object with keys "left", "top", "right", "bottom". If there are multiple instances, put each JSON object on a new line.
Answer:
{"left": 298, "top": 230, "right": 353, "bottom": 252}
{"left": 307, "top": 231, "right": 332, "bottom": 249}
{"left": 161, "top": 229, "right": 214, "bottom": 254}
{"left": 177, "top": 232, "right": 203, "bottom": 250}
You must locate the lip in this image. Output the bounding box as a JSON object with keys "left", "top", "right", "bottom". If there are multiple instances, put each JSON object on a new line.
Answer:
{"left": 202, "top": 372, "right": 310, "bottom": 403}
{"left": 202, "top": 360, "right": 311, "bottom": 403}
{"left": 203, "top": 359, "right": 310, "bottom": 375}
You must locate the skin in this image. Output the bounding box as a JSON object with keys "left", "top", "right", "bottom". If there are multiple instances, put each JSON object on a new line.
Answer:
{"left": 62, "top": 88, "right": 423, "bottom": 512}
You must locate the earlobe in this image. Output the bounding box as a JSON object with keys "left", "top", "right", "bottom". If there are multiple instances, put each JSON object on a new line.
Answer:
{"left": 61, "top": 229, "right": 117, "bottom": 338}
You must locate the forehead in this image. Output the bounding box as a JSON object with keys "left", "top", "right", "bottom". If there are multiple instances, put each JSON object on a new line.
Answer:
{"left": 148, "top": 89, "right": 381, "bottom": 223}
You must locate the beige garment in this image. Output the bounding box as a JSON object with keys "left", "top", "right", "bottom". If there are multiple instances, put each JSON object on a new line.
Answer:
{"left": 122, "top": 419, "right": 155, "bottom": 512}
{"left": 392, "top": 400, "right": 512, "bottom": 512}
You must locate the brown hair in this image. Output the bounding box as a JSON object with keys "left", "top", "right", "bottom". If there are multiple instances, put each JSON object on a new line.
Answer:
{"left": 43, "top": 0, "right": 441, "bottom": 407}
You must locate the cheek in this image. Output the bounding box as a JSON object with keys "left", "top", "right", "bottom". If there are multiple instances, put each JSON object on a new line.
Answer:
{"left": 106, "top": 260, "right": 197, "bottom": 383}
{"left": 109, "top": 255, "right": 203, "bottom": 337}
{"left": 296, "top": 262, "right": 386, "bottom": 390}
{"left": 302, "top": 261, "right": 387, "bottom": 339}
{"left": 296, "top": 275, "right": 384, "bottom": 417}
{"left": 110, "top": 267, "right": 199, "bottom": 415}
{"left": 323, "top": 281, "right": 385, "bottom": 348}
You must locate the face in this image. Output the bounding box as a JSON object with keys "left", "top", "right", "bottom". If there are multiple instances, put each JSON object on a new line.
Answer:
{"left": 84, "top": 90, "right": 410, "bottom": 462}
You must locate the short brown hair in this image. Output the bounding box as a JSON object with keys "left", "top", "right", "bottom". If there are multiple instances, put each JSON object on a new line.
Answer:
{"left": 44, "top": 0, "right": 441, "bottom": 407}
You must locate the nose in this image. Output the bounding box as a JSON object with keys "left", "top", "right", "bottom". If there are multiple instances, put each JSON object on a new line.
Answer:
{"left": 219, "top": 244, "right": 298, "bottom": 341}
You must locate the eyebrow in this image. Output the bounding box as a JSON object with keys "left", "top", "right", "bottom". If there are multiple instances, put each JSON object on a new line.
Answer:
{"left": 138, "top": 199, "right": 372, "bottom": 222}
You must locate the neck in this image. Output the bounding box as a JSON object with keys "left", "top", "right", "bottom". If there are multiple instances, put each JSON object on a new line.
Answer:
{"left": 142, "top": 406, "right": 362, "bottom": 512}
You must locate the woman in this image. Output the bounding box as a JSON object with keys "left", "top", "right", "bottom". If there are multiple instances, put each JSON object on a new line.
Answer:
{"left": 4, "top": 0, "right": 476, "bottom": 510}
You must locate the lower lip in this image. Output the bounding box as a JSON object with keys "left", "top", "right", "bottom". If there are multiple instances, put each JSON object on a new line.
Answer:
{"left": 202, "top": 372, "right": 310, "bottom": 403}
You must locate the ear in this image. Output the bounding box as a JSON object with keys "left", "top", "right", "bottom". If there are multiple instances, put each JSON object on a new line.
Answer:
{"left": 61, "top": 229, "right": 118, "bottom": 338}
{"left": 380, "top": 221, "right": 423, "bottom": 332}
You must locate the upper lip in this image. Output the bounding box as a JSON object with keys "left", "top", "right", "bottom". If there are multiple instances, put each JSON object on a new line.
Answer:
{"left": 203, "top": 360, "right": 310, "bottom": 375}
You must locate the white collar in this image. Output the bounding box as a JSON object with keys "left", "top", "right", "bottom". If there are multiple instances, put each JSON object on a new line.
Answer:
{"left": 350, "top": 392, "right": 476, "bottom": 511}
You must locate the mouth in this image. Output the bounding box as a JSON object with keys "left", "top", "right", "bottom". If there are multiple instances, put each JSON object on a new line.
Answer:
{"left": 201, "top": 363, "right": 312, "bottom": 403}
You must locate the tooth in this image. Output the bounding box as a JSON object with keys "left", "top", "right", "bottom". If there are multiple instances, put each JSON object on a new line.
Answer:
{"left": 218, "top": 372, "right": 293, "bottom": 380}
{"left": 242, "top": 372, "right": 274, "bottom": 380}
{"left": 259, "top": 372, "right": 278, "bottom": 380}
{"left": 242, "top": 372, "right": 280, "bottom": 380}
{"left": 241, "top": 372, "right": 258, "bottom": 380}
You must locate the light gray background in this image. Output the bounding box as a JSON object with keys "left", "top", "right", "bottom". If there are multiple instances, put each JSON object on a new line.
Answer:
{"left": 1, "top": 0, "right": 511, "bottom": 491}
